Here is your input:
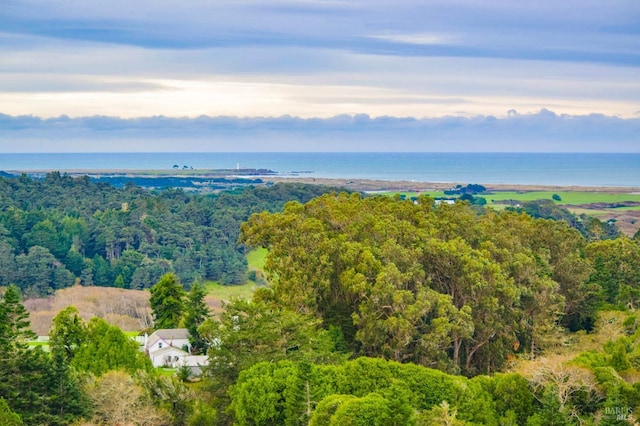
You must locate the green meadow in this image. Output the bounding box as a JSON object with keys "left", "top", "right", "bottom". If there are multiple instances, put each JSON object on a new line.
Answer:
{"left": 204, "top": 281, "right": 257, "bottom": 301}
{"left": 205, "top": 248, "right": 269, "bottom": 301}
{"left": 484, "top": 191, "right": 640, "bottom": 205}
{"left": 246, "top": 247, "right": 268, "bottom": 272}
{"left": 383, "top": 190, "right": 640, "bottom": 209}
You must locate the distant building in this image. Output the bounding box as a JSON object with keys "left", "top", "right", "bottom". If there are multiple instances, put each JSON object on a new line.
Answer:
{"left": 143, "top": 328, "right": 209, "bottom": 374}
{"left": 146, "top": 328, "right": 191, "bottom": 355}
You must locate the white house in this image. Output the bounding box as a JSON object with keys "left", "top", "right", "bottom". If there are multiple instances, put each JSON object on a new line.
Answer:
{"left": 145, "top": 328, "right": 209, "bottom": 374}
{"left": 146, "top": 328, "right": 191, "bottom": 355}
{"left": 149, "top": 346, "right": 191, "bottom": 368}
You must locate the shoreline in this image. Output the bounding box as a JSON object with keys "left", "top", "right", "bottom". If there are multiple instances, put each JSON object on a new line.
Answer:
{"left": 4, "top": 169, "right": 640, "bottom": 235}
{"left": 6, "top": 169, "right": 640, "bottom": 193}
{"left": 264, "top": 176, "right": 640, "bottom": 194}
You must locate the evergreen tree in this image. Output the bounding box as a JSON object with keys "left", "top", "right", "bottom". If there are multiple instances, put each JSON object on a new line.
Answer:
{"left": 49, "top": 306, "right": 88, "bottom": 363}
{"left": 526, "top": 387, "right": 570, "bottom": 426}
{"left": 46, "top": 351, "right": 92, "bottom": 425}
{"left": 0, "top": 285, "right": 36, "bottom": 354}
{"left": 184, "top": 280, "right": 210, "bottom": 354}
{"left": 150, "top": 273, "right": 186, "bottom": 329}
{"left": 71, "top": 317, "right": 152, "bottom": 376}
{"left": 0, "top": 286, "right": 90, "bottom": 425}
{"left": 0, "top": 398, "right": 22, "bottom": 426}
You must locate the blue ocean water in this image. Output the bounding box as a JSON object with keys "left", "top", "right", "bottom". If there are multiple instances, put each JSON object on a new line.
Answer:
{"left": 0, "top": 152, "right": 638, "bottom": 187}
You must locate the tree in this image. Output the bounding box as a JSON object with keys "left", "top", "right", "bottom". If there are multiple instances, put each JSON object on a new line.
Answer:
{"left": 201, "top": 299, "right": 344, "bottom": 423}
{"left": 184, "top": 280, "right": 210, "bottom": 354}
{"left": 325, "top": 393, "right": 397, "bottom": 426}
{"left": 137, "top": 371, "right": 195, "bottom": 425}
{"left": 310, "top": 395, "right": 357, "bottom": 426}
{"left": 71, "top": 317, "right": 152, "bottom": 376}
{"left": 0, "top": 284, "right": 36, "bottom": 353}
{"left": 0, "top": 285, "right": 90, "bottom": 425}
{"left": 86, "top": 370, "right": 170, "bottom": 426}
{"left": 417, "top": 401, "right": 465, "bottom": 426}
{"left": 529, "top": 360, "right": 599, "bottom": 422}
{"left": 203, "top": 299, "right": 342, "bottom": 387}
{"left": 0, "top": 241, "right": 17, "bottom": 288}
{"left": 0, "top": 397, "right": 22, "bottom": 426}
{"left": 47, "top": 350, "right": 92, "bottom": 425}
{"left": 49, "top": 306, "right": 88, "bottom": 363}
{"left": 15, "top": 245, "right": 74, "bottom": 296}
{"left": 241, "top": 194, "right": 538, "bottom": 374}
{"left": 150, "top": 273, "right": 186, "bottom": 329}
{"left": 586, "top": 238, "right": 640, "bottom": 309}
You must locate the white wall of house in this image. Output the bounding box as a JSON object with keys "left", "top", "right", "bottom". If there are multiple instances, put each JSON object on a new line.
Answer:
{"left": 147, "top": 337, "right": 190, "bottom": 354}
{"left": 149, "top": 347, "right": 190, "bottom": 368}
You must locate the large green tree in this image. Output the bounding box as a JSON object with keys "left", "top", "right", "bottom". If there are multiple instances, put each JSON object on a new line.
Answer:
{"left": 150, "top": 273, "right": 186, "bottom": 329}
{"left": 241, "top": 193, "right": 585, "bottom": 374}
{"left": 0, "top": 285, "right": 90, "bottom": 425}
{"left": 586, "top": 237, "right": 640, "bottom": 309}
{"left": 200, "top": 299, "right": 345, "bottom": 424}
{"left": 0, "top": 285, "right": 36, "bottom": 353}
{"left": 49, "top": 305, "right": 88, "bottom": 363}
{"left": 71, "top": 317, "right": 152, "bottom": 376}
{"left": 184, "top": 281, "right": 210, "bottom": 354}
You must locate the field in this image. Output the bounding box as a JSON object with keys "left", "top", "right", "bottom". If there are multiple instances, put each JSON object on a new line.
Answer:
{"left": 376, "top": 188, "right": 640, "bottom": 236}
{"left": 204, "top": 247, "right": 268, "bottom": 303}
{"left": 204, "top": 282, "right": 257, "bottom": 303}
{"left": 246, "top": 247, "right": 268, "bottom": 272}
{"left": 484, "top": 190, "right": 640, "bottom": 205}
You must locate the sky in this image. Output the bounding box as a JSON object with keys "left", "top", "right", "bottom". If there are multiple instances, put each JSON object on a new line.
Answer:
{"left": 0, "top": 0, "right": 639, "bottom": 152}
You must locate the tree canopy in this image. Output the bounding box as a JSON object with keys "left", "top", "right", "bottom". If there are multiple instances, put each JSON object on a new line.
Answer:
{"left": 150, "top": 273, "right": 186, "bottom": 330}
{"left": 241, "top": 193, "right": 597, "bottom": 374}
{"left": 0, "top": 174, "right": 347, "bottom": 295}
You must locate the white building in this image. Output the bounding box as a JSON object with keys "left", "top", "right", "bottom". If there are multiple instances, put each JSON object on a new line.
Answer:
{"left": 146, "top": 328, "right": 191, "bottom": 356}
{"left": 144, "top": 328, "right": 209, "bottom": 374}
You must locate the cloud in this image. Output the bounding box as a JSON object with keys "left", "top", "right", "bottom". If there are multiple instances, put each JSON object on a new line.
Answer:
{"left": 1, "top": 0, "right": 638, "bottom": 64}
{"left": 0, "top": 1, "right": 637, "bottom": 121}
{"left": 0, "top": 111, "right": 637, "bottom": 153}
{"left": 0, "top": 74, "right": 168, "bottom": 93}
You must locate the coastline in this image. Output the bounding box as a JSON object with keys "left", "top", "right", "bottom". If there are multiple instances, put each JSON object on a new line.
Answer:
{"left": 4, "top": 169, "right": 640, "bottom": 235}
{"left": 266, "top": 177, "right": 640, "bottom": 237}
{"left": 8, "top": 169, "right": 640, "bottom": 193}
{"left": 265, "top": 176, "right": 640, "bottom": 194}
{"left": 5, "top": 168, "right": 640, "bottom": 194}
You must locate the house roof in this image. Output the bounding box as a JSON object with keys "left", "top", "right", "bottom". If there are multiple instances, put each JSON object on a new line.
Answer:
{"left": 150, "top": 328, "right": 190, "bottom": 341}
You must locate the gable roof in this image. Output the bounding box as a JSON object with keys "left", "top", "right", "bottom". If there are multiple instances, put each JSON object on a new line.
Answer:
{"left": 150, "top": 328, "right": 190, "bottom": 341}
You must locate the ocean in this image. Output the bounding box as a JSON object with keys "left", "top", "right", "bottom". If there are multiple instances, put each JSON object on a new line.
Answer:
{"left": 0, "top": 152, "right": 638, "bottom": 187}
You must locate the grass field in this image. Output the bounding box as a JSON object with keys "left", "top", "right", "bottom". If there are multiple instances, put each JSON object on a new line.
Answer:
{"left": 484, "top": 191, "right": 640, "bottom": 205}
{"left": 204, "top": 281, "right": 257, "bottom": 301}
{"left": 204, "top": 248, "right": 269, "bottom": 302}
{"left": 376, "top": 189, "right": 640, "bottom": 236}
{"left": 381, "top": 190, "right": 640, "bottom": 206}
{"left": 246, "top": 247, "right": 268, "bottom": 272}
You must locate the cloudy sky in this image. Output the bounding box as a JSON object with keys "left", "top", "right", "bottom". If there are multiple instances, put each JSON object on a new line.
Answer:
{"left": 0, "top": 0, "right": 638, "bottom": 151}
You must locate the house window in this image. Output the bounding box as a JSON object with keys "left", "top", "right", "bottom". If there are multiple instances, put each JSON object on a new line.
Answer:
{"left": 158, "top": 342, "right": 163, "bottom": 349}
